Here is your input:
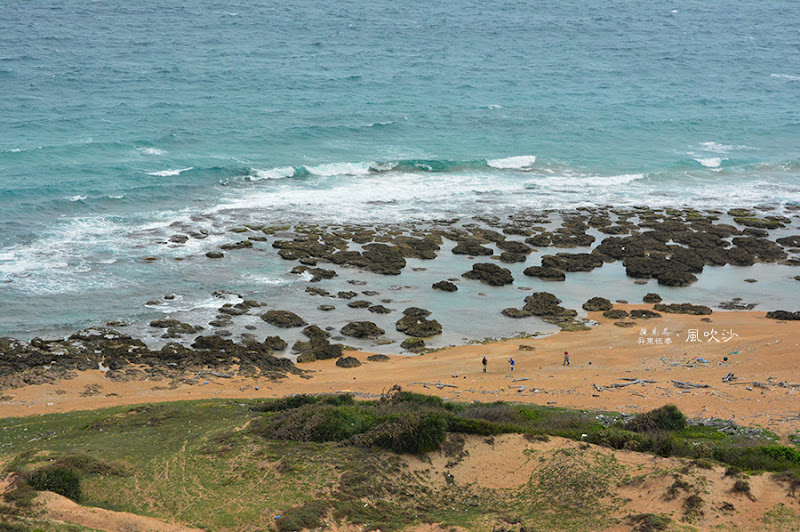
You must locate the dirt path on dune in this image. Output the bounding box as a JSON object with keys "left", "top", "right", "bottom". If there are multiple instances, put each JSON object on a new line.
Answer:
{"left": 37, "top": 491, "right": 204, "bottom": 532}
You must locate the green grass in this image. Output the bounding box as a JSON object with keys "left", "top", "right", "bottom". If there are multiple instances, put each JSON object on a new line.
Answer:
{"left": 1, "top": 396, "right": 798, "bottom": 531}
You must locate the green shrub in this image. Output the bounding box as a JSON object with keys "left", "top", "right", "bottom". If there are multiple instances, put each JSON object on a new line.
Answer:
{"left": 586, "top": 427, "right": 645, "bottom": 451}
{"left": 320, "top": 394, "right": 356, "bottom": 407}
{"left": 253, "top": 394, "right": 319, "bottom": 412}
{"left": 276, "top": 499, "right": 329, "bottom": 532}
{"left": 263, "top": 405, "right": 377, "bottom": 443}
{"left": 447, "top": 416, "right": 504, "bottom": 436}
{"left": 459, "top": 402, "right": 521, "bottom": 424}
{"left": 25, "top": 467, "right": 81, "bottom": 502}
{"left": 396, "top": 391, "right": 444, "bottom": 408}
{"left": 2, "top": 483, "right": 36, "bottom": 508}
{"left": 627, "top": 512, "right": 671, "bottom": 531}
{"left": 624, "top": 405, "right": 686, "bottom": 433}
{"left": 353, "top": 412, "right": 448, "bottom": 454}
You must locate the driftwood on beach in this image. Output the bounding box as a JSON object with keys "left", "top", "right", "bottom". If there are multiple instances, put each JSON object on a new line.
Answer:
{"left": 672, "top": 380, "right": 710, "bottom": 389}
{"left": 593, "top": 378, "right": 656, "bottom": 392}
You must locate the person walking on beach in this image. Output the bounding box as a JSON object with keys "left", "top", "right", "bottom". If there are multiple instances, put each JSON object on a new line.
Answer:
{"left": 509, "top": 357, "right": 515, "bottom": 372}
{"left": 563, "top": 351, "right": 570, "bottom": 366}
{"left": 482, "top": 355, "right": 487, "bottom": 373}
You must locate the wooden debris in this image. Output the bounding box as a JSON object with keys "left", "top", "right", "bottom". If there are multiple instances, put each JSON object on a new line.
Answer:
{"left": 722, "top": 372, "right": 736, "bottom": 383}
{"left": 672, "top": 380, "right": 710, "bottom": 389}
{"left": 593, "top": 379, "right": 655, "bottom": 392}
{"left": 512, "top": 378, "right": 530, "bottom": 382}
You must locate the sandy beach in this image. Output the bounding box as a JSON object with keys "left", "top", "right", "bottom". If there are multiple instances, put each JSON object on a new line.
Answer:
{"left": 3, "top": 306, "right": 798, "bottom": 439}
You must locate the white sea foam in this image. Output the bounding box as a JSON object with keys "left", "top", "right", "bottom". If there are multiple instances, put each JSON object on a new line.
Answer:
{"left": 68, "top": 195, "right": 87, "bottom": 202}
{"left": 302, "top": 161, "right": 373, "bottom": 177}
{"left": 139, "top": 147, "right": 166, "bottom": 155}
{"left": 695, "top": 157, "right": 723, "bottom": 168}
{"left": 771, "top": 73, "right": 800, "bottom": 81}
{"left": 250, "top": 167, "right": 296, "bottom": 180}
{"left": 697, "top": 142, "right": 756, "bottom": 153}
{"left": 487, "top": 155, "right": 537, "bottom": 169}
{"left": 148, "top": 167, "right": 193, "bottom": 177}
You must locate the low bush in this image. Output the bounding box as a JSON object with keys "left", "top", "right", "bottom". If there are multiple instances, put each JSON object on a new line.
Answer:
{"left": 25, "top": 467, "right": 81, "bottom": 502}
{"left": 351, "top": 412, "right": 447, "bottom": 454}
{"left": 624, "top": 405, "right": 686, "bottom": 433}
{"left": 447, "top": 416, "right": 504, "bottom": 436}
{"left": 264, "top": 405, "right": 377, "bottom": 443}
{"left": 276, "top": 499, "right": 330, "bottom": 532}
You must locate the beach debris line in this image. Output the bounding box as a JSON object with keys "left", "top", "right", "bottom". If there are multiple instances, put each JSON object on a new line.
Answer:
{"left": 672, "top": 380, "right": 710, "bottom": 389}
{"left": 408, "top": 381, "right": 459, "bottom": 389}
{"left": 593, "top": 378, "right": 656, "bottom": 391}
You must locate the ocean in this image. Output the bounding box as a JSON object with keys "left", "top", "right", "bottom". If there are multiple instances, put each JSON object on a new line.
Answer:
{"left": 2, "top": 1, "right": 800, "bottom": 344}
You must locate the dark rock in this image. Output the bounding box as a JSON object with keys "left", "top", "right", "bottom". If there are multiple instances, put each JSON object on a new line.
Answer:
{"left": 744, "top": 228, "right": 769, "bottom": 238}
{"left": 496, "top": 240, "right": 532, "bottom": 255}
{"left": 582, "top": 297, "right": 613, "bottom": 312}
{"left": 731, "top": 237, "right": 787, "bottom": 262}
{"left": 393, "top": 236, "right": 440, "bottom": 259}
{"left": 336, "top": 356, "right": 362, "bottom": 368}
{"left": 541, "top": 253, "right": 604, "bottom": 272}
{"left": 522, "top": 266, "right": 566, "bottom": 281}
{"left": 261, "top": 310, "right": 307, "bottom": 328}
{"left": 396, "top": 315, "right": 442, "bottom": 337}
{"left": 614, "top": 321, "right": 637, "bottom": 328}
{"left": 306, "top": 286, "right": 331, "bottom": 297}
{"left": 318, "top": 304, "right": 336, "bottom": 311}
{"left": 368, "top": 305, "right": 392, "bottom": 314}
{"left": 150, "top": 319, "right": 183, "bottom": 328}
{"left": 220, "top": 240, "right": 253, "bottom": 250}
{"left": 462, "top": 263, "right": 514, "bottom": 286}
{"left": 291, "top": 266, "right": 337, "bottom": 282}
{"left": 777, "top": 236, "right": 800, "bottom": 247}
{"left": 341, "top": 321, "right": 385, "bottom": 339}
{"left": 498, "top": 252, "right": 527, "bottom": 263}
{"left": 400, "top": 338, "right": 427, "bottom": 352}
{"left": 402, "top": 307, "right": 432, "bottom": 317}
{"left": 603, "top": 309, "right": 630, "bottom": 319}
{"left": 629, "top": 309, "right": 662, "bottom": 319}
{"left": 643, "top": 293, "right": 662, "bottom": 303}
{"left": 432, "top": 280, "right": 458, "bottom": 292}
{"left": 733, "top": 217, "right": 783, "bottom": 229}
{"left": 367, "top": 354, "right": 391, "bottom": 362}
{"left": 205, "top": 251, "right": 224, "bottom": 259}
{"left": 765, "top": 310, "right": 800, "bottom": 320}
{"left": 337, "top": 291, "right": 358, "bottom": 299}
{"left": 452, "top": 239, "right": 493, "bottom": 256}
{"left": 169, "top": 234, "right": 189, "bottom": 243}
{"left": 347, "top": 300, "right": 372, "bottom": 309}
{"left": 263, "top": 336, "right": 288, "bottom": 351}
{"left": 522, "top": 292, "right": 574, "bottom": 317}
{"left": 302, "top": 325, "right": 330, "bottom": 340}
{"left": 501, "top": 308, "right": 534, "bottom": 319}
{"left": 657, "top": 270, "right": 698, "bottom": 287}
{"left": 653, "top": 303, "right": 712, "bottom": 315}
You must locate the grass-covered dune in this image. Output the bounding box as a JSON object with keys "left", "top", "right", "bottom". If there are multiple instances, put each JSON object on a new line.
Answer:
{"left": 1, "top": 389, "right": 799, "bottom": 531}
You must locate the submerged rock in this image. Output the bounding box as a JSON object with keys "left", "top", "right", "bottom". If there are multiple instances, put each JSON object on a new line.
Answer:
{"left": 341, "top": 321, "right": 385, "bottom": 339}
{"left": 432, "top": 280, "right": 458, "bottom": 292}
{"left": 582, "top": 297, "right": 613, "bottom": 312}
{"left": 396, "top": 315, "right": 442, "bottom": 337}
{"left": 261, "top": 310, "right": 307, "bottom": 328}
{"left": 462, "top": 263, "right": 514, "bottom": 286}
{"left": 653, "top": 303, "right": 712, "bottom": 315}
{"left": 522, "top": 266, "right": 566, "bottom": 281}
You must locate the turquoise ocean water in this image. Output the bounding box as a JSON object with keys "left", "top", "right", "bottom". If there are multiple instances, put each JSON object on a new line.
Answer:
{"left": 1, "top": 1, "right": 800, "bottom": 342}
